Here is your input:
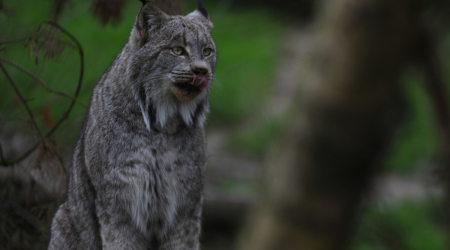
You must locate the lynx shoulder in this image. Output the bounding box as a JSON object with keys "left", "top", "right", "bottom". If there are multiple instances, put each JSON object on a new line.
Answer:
{"left": 48, "top": 1, "right": 216, "bottom": 249}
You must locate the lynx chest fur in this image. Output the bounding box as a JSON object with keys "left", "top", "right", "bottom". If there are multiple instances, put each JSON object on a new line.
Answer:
{"left": 49, "top": 1, "right": 216, "bottom": 250}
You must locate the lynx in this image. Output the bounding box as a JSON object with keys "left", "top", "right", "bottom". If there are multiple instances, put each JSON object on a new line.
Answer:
{"left": 48, "top": 1, "right": 216, "bottom": 249}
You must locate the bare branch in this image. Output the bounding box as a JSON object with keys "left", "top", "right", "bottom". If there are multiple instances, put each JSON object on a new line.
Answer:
{"left": 0, "top": 56, "right": 88, "bottom": 108}
{"left": 0, "top": 142, "right": 40, "bottom": 167}
{"left": 0, "top": 21, "right": 84, "bottom": 167}
{"left": 0, "top": 199, "right": 43, "bottom": 230}
{"left": 0, "top": 143, "right": 5, "bottom": 163}
{"left": 44, "top": 21, "right": 84, "bottom": 138}
{"left": 28, "top": 24, "right": 76, "bottom": 62}
{"left": 0, "top": 62, "right": 44, "bottom": 141}
{"left": 0, "top": 36, "right": 29, "bottom": 45}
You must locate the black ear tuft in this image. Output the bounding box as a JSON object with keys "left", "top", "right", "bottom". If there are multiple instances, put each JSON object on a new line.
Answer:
{"left": 195, "top": 0, "right": 209, "bottom": 19}
{"left": 139, "top": 0, "right": 149, "bottom": 5}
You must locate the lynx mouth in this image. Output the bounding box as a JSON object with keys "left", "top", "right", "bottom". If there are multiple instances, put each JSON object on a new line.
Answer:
{"left": 171, "top": 75, "right": 208, "bottom": 101}
{"left": 175, "top": 81, "right": 203, "bottom": 92}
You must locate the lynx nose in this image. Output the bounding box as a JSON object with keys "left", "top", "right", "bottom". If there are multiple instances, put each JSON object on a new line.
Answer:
{"left": 192, "top": 67, "right": 208, "bottom": 76}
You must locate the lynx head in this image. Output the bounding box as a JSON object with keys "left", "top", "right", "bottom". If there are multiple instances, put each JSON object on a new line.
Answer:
{"left": 128, "top": 0, "right": 216, "bottom": 131}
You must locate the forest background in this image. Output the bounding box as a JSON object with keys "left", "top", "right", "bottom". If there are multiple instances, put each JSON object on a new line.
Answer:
{"left": 0, "top": 0, "right": 449, "bottom": 249}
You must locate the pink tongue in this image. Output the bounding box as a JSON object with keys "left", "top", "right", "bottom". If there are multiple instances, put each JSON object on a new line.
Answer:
{"left": 191, "top": 75, "right": 208, "bottom": 90}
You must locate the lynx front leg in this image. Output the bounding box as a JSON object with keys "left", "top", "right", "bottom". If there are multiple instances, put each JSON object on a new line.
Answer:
{"left": 91, "top": 165, "right": 148, "bottom": 250}
{"left": 95, "top": 192, "right": 147, "bottom": 250}
{"left": 49, "top": 204, "right": 102, "bottom": 250}
{"left": 158, "top": 213, "right": 202, "bottom": 250}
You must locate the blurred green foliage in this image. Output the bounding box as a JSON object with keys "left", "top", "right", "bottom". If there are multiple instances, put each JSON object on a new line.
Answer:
{"left": 1, "top": 1, "right": 449, "bottom": 249}
{"left": 229, "top": 116, "right": 286, "bottom": 157}
{"left": 1, "top": 0, "right": 442, "bottom": 167}
{"left": 1, "top": 0, "right": 144, "bottom": 143}
{"left": 352, "top": 200, "right": 447, "bottom": 250}
{"left": 220, "top": 177, "right": 259, "bottom": 196}
{"left": 208, "top": 8, "right": 285, "bottom": 124}
{"left": 0, "top": 0, "right": 285, "bottom": 145}
{"left": 383, "top": 32, "right": 450, "bottom": 173}
{"left": 384, "top": 74, "right": 439, "bottom": 173}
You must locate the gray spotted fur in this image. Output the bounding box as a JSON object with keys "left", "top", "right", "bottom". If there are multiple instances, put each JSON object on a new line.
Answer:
{"left": 48, "top": 3, "right": 216, "bottom": 250}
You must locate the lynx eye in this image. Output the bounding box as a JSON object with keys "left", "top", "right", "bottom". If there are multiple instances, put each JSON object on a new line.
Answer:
{"left": 172, "top": 47, "right": 184, "bottom": 56}
{"left": 203, "top": 48, "right": 212, "bottom": 57}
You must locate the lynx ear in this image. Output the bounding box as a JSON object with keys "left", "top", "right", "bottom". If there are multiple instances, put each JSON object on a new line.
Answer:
{"left": 187, "top": 0, "right": 213, "bottom": 28}
{"left": 194, "top": 0, "right": 209, "bottom": 20}
{"left": 136, "top": 2, "right": 169, "bottom": 46}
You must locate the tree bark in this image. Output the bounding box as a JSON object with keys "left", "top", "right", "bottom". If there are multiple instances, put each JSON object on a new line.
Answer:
{"left": 237, "top": 0, "right": 422, "bottom": 249}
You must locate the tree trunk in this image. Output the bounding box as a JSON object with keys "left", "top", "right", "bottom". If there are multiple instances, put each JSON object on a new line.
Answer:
{"left": 237, "top": 0, "right": 423, "bottom": 249}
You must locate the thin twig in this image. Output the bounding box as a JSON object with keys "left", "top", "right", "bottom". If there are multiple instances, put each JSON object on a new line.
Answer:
{"left": 0, "top": 143, "right": 5, "bottom": 163}
{"left": 44, "top": 21, "right": 84, "bottom": 138}
{"left": 0, "top": 56, "right": 87, "bottom": 108}
{"left": 0, "top": 36, "right": 29, "bottom": 45}
{"left": 0, "top": 199, "right": 43, "bottom": 230}
{"left": 0, "top": 62, "right": 44, "bottom": 142}
{"left": 0, "top": 117, "right": 30, "bottom": 123}
{"left": 0, "top": 143, "right": 40, "bottom": 167}
{"left": 0, "top": 21, "right": 85, "bottom": 167}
